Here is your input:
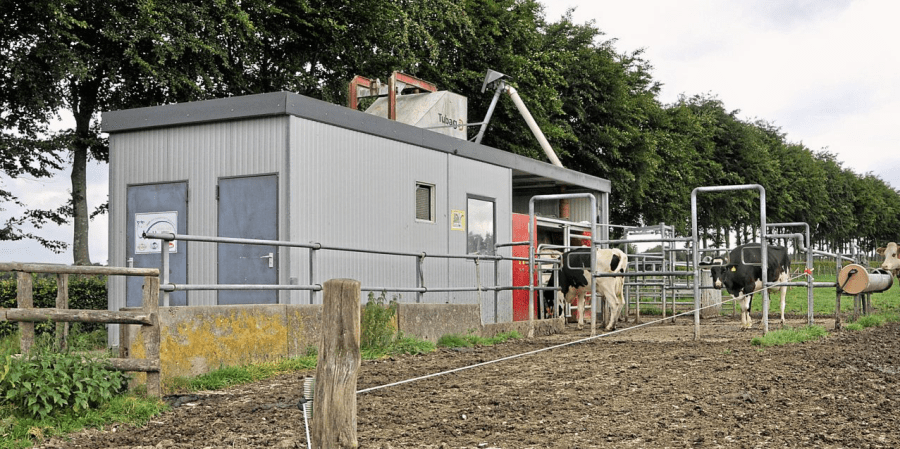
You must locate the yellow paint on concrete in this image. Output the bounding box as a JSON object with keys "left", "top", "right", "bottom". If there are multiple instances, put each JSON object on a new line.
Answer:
{"left": 159, "top": 309, "right": 289, "bottom": 380}
{"left": 128, "top": 325, "right": 148, "bottom": 386}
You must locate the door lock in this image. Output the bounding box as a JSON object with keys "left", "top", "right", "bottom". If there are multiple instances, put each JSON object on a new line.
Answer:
{"left": 260, "top": 253, "right": 274, "bottom": 268}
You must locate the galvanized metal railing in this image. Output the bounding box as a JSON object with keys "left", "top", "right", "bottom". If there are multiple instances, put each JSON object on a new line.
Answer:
{"left": 142, "top": 231, "right": 563, "bottom": 324}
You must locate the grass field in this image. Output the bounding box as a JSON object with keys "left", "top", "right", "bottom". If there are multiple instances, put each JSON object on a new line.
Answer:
{"left": 630, "top": 273, "right": 900, "bottom": 319}
{"left": 747, "top": 273, "right": 900, "bottom": 316}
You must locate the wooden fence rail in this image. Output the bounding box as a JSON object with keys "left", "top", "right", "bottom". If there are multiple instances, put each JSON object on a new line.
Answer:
{"left": 0, "top": 263, "right": 162, "bottom": 397}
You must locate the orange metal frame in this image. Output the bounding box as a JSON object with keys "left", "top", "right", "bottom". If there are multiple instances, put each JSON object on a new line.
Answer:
{"left": 348, "top": 72, "right": 437, "bottom": 121}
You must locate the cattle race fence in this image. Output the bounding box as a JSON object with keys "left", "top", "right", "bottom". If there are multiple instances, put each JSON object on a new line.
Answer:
{"left": 138, "top": 185, "right": 882, "bottom": 343}
{"left": 0, "top": 263, "right": 162, "bottom": 397}
{"left": 537, "top": 185, "right": 877, "bottom": 337}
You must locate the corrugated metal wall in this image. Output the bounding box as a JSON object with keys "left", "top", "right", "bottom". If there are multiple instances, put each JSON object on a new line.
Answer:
{"left": 108, "top": 118, "right": 288, "bottom": 331}
{"left": 288, "top": 118, "right": 513, "bottom": 322}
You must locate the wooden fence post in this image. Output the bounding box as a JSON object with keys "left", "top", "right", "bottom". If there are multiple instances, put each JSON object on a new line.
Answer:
{"left": 56, "top": 273, "right": 69, "bottom": 351}
{"left": 16, "top": 272, "right": 34, "bottom": 353}
{"left": 312, "top": 279, "right": 361, "bottom": 449}
{"left": 142, "top": 276, "right": 161, "bottom": 397}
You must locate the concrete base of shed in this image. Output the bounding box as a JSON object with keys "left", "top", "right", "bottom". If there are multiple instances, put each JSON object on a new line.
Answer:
{"left": 119, "top": 303, "right": 565, "bottom": 388}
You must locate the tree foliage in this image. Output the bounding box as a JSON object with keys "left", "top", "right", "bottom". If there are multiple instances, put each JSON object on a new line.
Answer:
{"left": 1, "top": 0, "right": 897, "bottom": 260}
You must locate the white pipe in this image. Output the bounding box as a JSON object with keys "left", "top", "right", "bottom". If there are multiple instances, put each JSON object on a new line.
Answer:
{"left": 504, "top": 85, "right": 564, "bottom": 168}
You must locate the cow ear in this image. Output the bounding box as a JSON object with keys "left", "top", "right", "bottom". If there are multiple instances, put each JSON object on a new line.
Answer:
{"left": 876, "top": 247, "right": 886, "bottom": 256}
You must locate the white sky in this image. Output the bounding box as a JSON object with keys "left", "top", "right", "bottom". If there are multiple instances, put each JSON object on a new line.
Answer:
{"left": 2, "top": 0, "right": 899, "bottom": 265}
{"left": 543, "top": 0, "right": 900, "bottom": 187}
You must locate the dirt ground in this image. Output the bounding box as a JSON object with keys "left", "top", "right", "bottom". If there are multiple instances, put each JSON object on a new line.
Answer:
{"left": 38, "top": 315, "right": 900, "bottom": 448}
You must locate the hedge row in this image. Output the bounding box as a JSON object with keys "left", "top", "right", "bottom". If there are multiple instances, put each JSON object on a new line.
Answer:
{"left": 0, "top": 275, "right": 108, "bottom": 337}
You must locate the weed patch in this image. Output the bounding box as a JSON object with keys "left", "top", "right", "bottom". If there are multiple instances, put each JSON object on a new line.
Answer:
{"left": 751, "top": 325, "right": 827, "bottom": 347}
{"left": 437, "top": 330, "right": 521, "bottom": 348}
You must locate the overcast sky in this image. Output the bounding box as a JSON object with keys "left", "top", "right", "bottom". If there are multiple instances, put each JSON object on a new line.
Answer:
{"left": 2, "top": 0, "right": 898, "bottom": 265}
{"left": 544, "top": 0, "right": 900, "bottom": 186}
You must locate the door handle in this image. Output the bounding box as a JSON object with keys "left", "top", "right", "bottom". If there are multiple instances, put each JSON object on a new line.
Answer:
{"left": 260, "top": 253, "right": 274, "bottom": 268}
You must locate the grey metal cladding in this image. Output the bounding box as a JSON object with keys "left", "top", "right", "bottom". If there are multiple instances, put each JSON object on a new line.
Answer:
{"left": 102, "top": 91, "right": 610, "bottom": 193}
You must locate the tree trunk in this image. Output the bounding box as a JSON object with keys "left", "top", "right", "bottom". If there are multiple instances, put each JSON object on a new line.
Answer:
{"left": 70, "top": 79, "right": 98, "bottom": 266}
{"left": 71, "top": 143, "right": 91, "bottom": 265}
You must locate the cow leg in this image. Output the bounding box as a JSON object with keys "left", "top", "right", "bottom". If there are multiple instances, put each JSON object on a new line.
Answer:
{"left": 598, "top": 280, "right": 622, "bottom": 331}
{"left": 568, "top": 287, "right": 586, "bottom": 330}
{"left": 616, "top": 276, "right": 626, "bottom": 323}
{"left": 738, "top": 294, "right": 753, "bottom": 328}
{"left": 778, "top": 272, "right": 789, "bottom": 325}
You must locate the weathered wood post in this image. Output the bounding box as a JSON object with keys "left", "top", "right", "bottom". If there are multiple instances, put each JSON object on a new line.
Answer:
{"left": 312, "top": 279, "right": 361, "bottom": 449}
{"left": 56, "top": 273, "right": 69, "bottom": 351}
{"left": 16, "top": 272, "right": 34, "bottom": 353}
{"left": 142, "top": 276, "right": 161, "bottom": 397}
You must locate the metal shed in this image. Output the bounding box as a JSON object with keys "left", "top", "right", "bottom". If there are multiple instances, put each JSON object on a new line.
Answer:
{"left": 102, "top": 91, "right": 611, "bottom": 331}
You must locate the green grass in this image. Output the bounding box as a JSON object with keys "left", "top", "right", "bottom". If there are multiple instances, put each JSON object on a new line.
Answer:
{"left": 750, "top": 325, "right": 828, "bottom": 347}
{"left": 167, "top": 354, "right": 319, "bottom": 393}
{"left": 741, "top": 274, "right": 900, "bottom": 317}
{"left": 0, "top": 395, "right": 166, "bottom": 448}
{"left": 361, "top": 334, "right": 436, "bottom": 359}
{"left": 436, "top": 330, "right": 522, "bottom": 348}
{"left": 633, "top": 274, "right": 900, "bottom": 318}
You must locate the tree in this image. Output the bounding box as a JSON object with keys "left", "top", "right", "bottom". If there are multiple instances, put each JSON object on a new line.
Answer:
{"left": 0, "top": 0, "right": 256, "bottom": 264}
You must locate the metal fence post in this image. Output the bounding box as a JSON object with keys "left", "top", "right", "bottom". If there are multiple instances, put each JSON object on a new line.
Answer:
{"left": 309, "top": 244, "right": 319, "bottom": 304}
{"left": 161, "top": 239, "right": 170, "bottom": 307}
{"left": 493, "top": 258, "right": 500, "bottom": 323}
{"left": 416, "top": 253, "right": 425, "bottom": 304}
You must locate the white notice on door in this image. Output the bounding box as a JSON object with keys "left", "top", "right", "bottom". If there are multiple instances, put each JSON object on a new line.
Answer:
{"left": 135, "top": 211, "right": 178, "bottom": 254}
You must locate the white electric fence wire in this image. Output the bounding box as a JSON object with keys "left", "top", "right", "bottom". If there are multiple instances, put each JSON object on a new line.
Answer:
{"left": 357, "top": 272, "right": 811, "bottom": 395}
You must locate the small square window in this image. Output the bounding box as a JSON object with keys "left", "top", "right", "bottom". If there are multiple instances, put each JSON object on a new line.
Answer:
{"left": 416, "top": 183, "right": 434, "bottom": 222}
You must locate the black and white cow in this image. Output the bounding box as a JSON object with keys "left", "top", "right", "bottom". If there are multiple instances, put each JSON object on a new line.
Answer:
{"left": 540, "top": 259, "right": 587, "bottom": 319}
{"left": 709, "top": 243, "right": 791, "bottom": 328}
{"left": 541, "top": 247, "right": 628, "bottom": 330}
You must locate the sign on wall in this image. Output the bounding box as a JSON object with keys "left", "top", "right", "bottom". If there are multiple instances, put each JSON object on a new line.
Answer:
{"left": 135, "top": 211, "right": 178, "bottom": 254}
{"left": 450, "top": 209, "right": 465, "bottom": 231}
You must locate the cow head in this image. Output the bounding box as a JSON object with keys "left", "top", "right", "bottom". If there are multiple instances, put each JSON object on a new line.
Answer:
{"left": 706, "top": 257, "right": 728, "bottom": 288}
{"left": 876, "top": 242, "right": 900, "bottom": 278}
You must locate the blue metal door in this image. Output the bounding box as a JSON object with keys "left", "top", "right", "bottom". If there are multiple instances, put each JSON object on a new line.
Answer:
{"left": 126, "top": 182, "right": 188, "bottom": 307}
{"left": 217, "top": 175, "right": 278, "bottom": 304}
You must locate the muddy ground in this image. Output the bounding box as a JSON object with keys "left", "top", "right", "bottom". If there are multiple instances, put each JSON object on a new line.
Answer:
{"left": 39, "top": 316, "right": 900, "bottom": 448}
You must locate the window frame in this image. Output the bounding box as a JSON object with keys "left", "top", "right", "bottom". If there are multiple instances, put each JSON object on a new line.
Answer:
{"left": 415, "top": 182, "right": 435, "bottom": 223}
{"left": 466, "top": 195, "right": 496, "bottom": 255}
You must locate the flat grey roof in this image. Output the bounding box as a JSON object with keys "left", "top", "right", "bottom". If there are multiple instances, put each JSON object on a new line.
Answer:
{"left": 102, "top": 91, "right": 610, "bottom": 193}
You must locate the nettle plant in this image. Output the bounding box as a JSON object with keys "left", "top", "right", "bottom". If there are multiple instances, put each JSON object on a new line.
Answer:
{"left": 0, "top": 331, "right": 129, "bottom": 419}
